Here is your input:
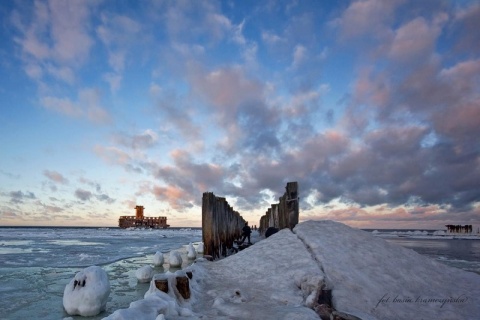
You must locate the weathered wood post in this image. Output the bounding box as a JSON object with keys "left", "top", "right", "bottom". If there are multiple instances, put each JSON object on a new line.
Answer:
{"left": 258, "top": 182, "right": 299, "bottom": 235}
{"left": 176, "top": 276, "right": 190, "bottom": 299}
{"left": 202, "top": 192, "right": 246, "bottom": 260}
{"left": 202, "top": 192, "right": 215, "bottom": 258}
{"left": 154, "top": 275, "right": 169, "bottom": 293}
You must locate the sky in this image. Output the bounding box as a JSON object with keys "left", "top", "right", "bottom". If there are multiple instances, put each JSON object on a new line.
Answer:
{"left": 0, "top": 0, "right": 479, "bottom": 229}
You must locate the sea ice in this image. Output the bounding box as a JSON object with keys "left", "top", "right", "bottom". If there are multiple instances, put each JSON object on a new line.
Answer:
{"left": 63, "top": 265, "right": 110, "bottom": 317}
{"left": 136, "top": 265, "right": 154, "bottom": 283}
{"left": 153, "top": 251, "right": 164, "bottom": 266}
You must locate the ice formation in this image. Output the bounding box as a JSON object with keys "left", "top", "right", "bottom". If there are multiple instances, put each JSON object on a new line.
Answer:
{"left": 168, "top": 250, "right": 182, "bottom": 267}
{"left": 187, "top": 242, "right": 196, "bottom": 259}
{"left": 103, "top": 270, "right": 198, "bottom": 320}
{"left": 63, "top": 266, "right": 110, "bottom": 317}
{"left": 136, "top": 265, "right": 154, "bottom": 283}
{"left": 196, "top": 242, "right": 204, "bottom": 254}
{"left": 153, "top": 251, "right": 164, "bottom": 266}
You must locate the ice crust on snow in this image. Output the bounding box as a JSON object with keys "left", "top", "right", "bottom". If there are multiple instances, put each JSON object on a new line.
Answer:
{"left": 63, "top": 266, "right": 110, "bottom": 316}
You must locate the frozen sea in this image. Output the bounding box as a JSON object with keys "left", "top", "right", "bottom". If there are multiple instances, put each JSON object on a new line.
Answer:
{"left": 0, "top": 227, "right": 202, "bottom": 320}
{"left": 0, "top": 226, "right": 478, "bottom": 320}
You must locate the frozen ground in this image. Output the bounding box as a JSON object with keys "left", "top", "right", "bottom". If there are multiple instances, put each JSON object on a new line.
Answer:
{"left": 105, "top": 221, "right": 480, "bottom": 320}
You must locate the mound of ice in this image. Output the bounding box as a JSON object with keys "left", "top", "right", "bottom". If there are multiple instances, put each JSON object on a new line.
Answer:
{"left": 433, "top": 230, "right": 446, "bottom": 236}
{"left": 169, "top": 251, "right": 183, "bottom": 267}
{"left": 187, "top": 243, "right": 196, "bottom": 259}
{"left": 136, "top": 265, "right": 154, "bottom": 283}
{"left": 153, "top": 251, "right": 164, "bottom": 266}
{"left": 63, "top": 266, "right": 110, "bottom": 317}
{"left": 196, "top": 242, "right": 204, "bottom": 254}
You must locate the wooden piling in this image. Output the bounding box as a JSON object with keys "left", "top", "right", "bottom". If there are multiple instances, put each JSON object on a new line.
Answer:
{"left": 202, "top": 192, "right": 246, "bottom": 260}
{"left": 176, "top": 276, "right": 191, "bottom": 299}
{"left": 154, "top": 277, "right": 169, "bottom": 293}
{"left": 258, "top": 182, "right": 299, "bottom": 235}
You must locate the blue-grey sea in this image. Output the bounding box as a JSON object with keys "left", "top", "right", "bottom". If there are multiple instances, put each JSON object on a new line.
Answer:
{"left": 0, "top": 227, "right": 478, "bottom": 320}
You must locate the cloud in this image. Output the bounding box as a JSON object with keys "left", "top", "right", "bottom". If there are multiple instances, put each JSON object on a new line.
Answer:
{"left": 74, "top": 189, "right": 92, "bottom": 201}
{"left": 451, "top": 3, "right": 480, "bottom": 54}
{"left": 113, "top": 129, "right": 159, "bottom": 150}
{"left": 97, "top": 13, "right": 143, "bottom": 91}
{"left": 12, "top": 0, "right": 95, "bottom": 82}
{"left": 389, "top": 15, "right": 446, "bottom": 64}
{"left": 292, "top": 44, "right": 307, "bottom": 69}
{"left": 43, "top": 170, "right": 69, "bottom": 184}
{"left": 9, "top": 190, "right": 36, "bottom": 204}
{"left": 334, "top": 0, "right": 400, "bottom": 41}
{"left": 96, "top": 194, "right": 115, "bottom": 204}
{"left": 188, "top": 65, "right": 281, "bottom": 153}
{"left": 40, "top": 88, "right": 111, "bottom": 124}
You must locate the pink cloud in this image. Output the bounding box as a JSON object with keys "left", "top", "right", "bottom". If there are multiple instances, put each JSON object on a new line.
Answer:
{"left": 335, "top": 0, "right": 401, "bottom": 40}
{"left": 389, "top": 16, "right": 445, "bottom": 63}
{"left": 43, "top": 170, "right": 69, "bottom": 184}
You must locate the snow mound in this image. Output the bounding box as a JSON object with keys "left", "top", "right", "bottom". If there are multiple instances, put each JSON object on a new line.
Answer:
{"left": 294, "top": 220, "right": 480, "bottom": 320}
{"left": 63, "top": 266, "right": 110, "bottom": 316}
{"left": 168, "top": 251, "right": 183, "bottom": 267}
{"left": 153, "top": 251, "right": 164, "bottom": 266}
{"left": 136, "top": 265, "right": 154, "bottom": 283}
{"left": 194, "top": 228, "right": 324, "bottom": 319}
{"left": 187, "top": 242, "right": 196, "bottom": 259}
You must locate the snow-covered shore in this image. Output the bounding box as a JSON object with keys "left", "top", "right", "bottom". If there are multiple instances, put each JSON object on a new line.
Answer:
{"left": 96, "top": 220, "right": 480, "bottom": 320}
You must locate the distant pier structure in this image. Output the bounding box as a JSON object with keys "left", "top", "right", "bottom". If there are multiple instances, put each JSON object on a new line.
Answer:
{"left": 119, "top": 205, "right": 169, "bottom": 229}
{"left": 445, "top": 224, "right": 473, "bottom": 233}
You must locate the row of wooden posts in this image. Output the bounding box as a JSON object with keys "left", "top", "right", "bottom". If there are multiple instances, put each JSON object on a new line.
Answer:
{"left": 201, "top": 192, "right": 246, "bottom": 260}
{"left": 445, "top": 225, "right": 473, "bottom": 233}
{"left": 258, "top": 182, "right": 299, "bottom": 235}
{"left": 201, "top": 182, "right": 299, "bottom": 260}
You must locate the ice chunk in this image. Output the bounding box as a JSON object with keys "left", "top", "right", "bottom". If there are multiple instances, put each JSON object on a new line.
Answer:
{"left": 136, "top": 265, "right": 154, "bottom": 283}
{"left": 153, "top": 251, "right": 164, "bottom": 266}
{"left": 63, "top": 266, "right": 110, "bottom": 317}
{"left": 169, "top": 251, "right": 182, "bottom": 267}
{"left": 187, "top": 243, "right": 196, "bottom": 259}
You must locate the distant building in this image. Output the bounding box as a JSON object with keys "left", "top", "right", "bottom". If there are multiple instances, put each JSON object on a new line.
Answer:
{"left": 119, "top": 205, "right": 169, "bottom": 229}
